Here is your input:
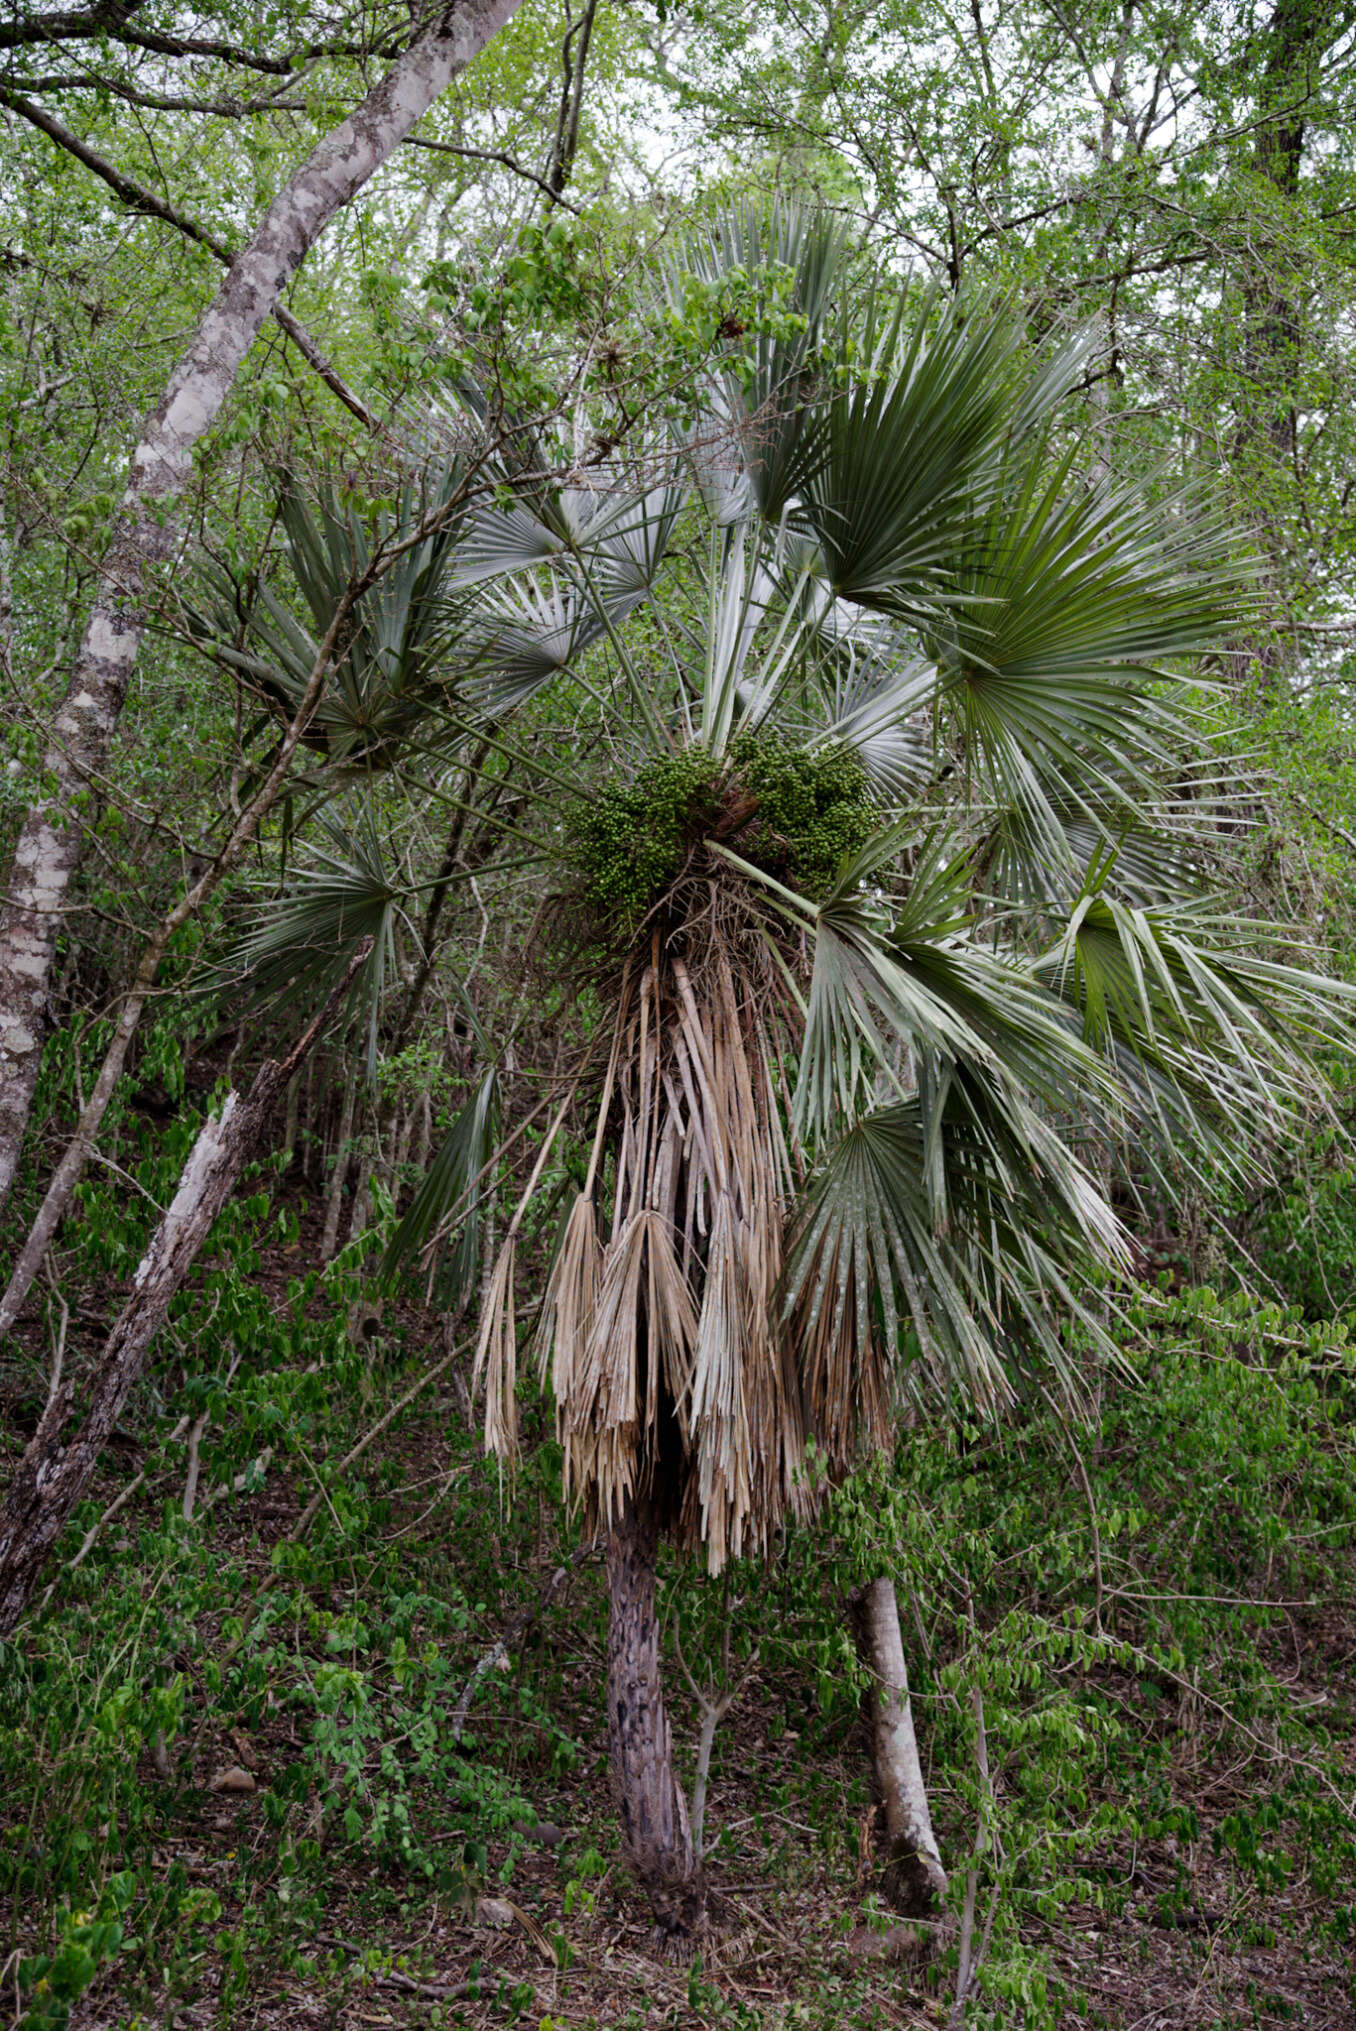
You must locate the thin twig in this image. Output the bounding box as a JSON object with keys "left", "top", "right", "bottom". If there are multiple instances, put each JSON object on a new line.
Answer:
{"left": 286, "top": 1335, "right": 474, "bottom": 1541}
{"left": 39, "top": 1414, "right": 192, "bottom": 1609}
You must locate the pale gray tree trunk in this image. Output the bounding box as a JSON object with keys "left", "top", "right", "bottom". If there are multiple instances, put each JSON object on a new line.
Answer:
{"left": 0, "top": 948, "right": 366, "bottom": 1633}
{"left": 0, "top": 0, "right": 524, "bottom": 1217}
{"left": 856, "top": 1576, "right": 948, "bottom": 1915}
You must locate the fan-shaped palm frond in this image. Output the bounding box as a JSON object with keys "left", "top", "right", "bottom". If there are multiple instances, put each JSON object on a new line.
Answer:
{"left": 190, "top": 464, "right": 474, "bottom": 769}
{"left": 804, "top": 293, "right": 1026, "bottom": 617}
{"left": 978, "top": 752, "right": 1224, "bottom": 913}
{"left": 774, "top": 828, "right": 1111, "bottom": 1144}
{"left": 226, "top": 812, "right": 411, "bottom": 1069}
{"left": 667, "top": 204, "right": 853, "bottom": 524}
{"left": 443, "top": 474, "right": 687, "bottom": 721}
{"left": 806, "top": 652, "right": 936, "bottom": 798}
{"left": 782, "top": 1065, "right": 1129, "bottom": 1446}
{"left": 930, "top": 442, "right": 1240, "bottom": 825}
{"left": 379, "top": 1067, "right": 500, "bottom": 1301}
{"left": 1036, "top": 879, "right": 1353, "bottom": 1174}
{"left": 463, "top": 574, "right": 606, "bottom": 715}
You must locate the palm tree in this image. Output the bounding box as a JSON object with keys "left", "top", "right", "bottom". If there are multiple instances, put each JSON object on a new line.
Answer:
{"left": 229, "top": 212, "right": 1343, "bottom": 1940}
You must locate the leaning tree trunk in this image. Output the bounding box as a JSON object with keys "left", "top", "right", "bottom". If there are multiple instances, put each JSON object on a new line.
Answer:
{"left": 855, "top": 1576, "right": 948, "bottom": 1916}
{"left": 0, "top": 951, "right": 365, "bottom": 1634}
{"left": 606, "top": 1492, "right": 707, "bottom": 1941}
{"left": 0, "top": 0, "right": 523, "bottom": 1219}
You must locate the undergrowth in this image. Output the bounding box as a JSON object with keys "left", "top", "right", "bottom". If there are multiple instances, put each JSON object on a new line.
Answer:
{"left": 1, "top": 1030, "right": 1354, "bottom": 2028}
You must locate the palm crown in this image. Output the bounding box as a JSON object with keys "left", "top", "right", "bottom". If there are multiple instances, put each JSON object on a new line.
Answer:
{"left": 225, "top": 211, "right": 1338, "bottom": 1574}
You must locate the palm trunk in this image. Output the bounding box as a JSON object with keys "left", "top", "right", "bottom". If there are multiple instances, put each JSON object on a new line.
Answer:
{"left": 606, "top": 1491, "right": 706, "bottom": 1940}
{"left": 0, "top": 0, "right": 523, "bottom": 1218}
{"left": 856, "top": 1576, "right": 948, "bottom": 1916}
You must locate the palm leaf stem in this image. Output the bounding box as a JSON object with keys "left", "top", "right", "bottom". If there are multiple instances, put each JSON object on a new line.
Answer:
{"left": 705, "top": 840, "right": 818, "bottom": 921}
{"left": 405, "top": 854, "right": 543, "bottom": 893}
{"left": 736, "top": 564, "right": 832, "bottom": 736}
{"left": 419, "top": 708, "right": 592, "bottom": 798}
{"left": 569, "top": 542, "right": 672, "bottom": 749}
{"left": 651, "top": 602, "right": 697, "bottom": 738}
{"left": 385, "top": 768, "right": 555, "bottom": 855}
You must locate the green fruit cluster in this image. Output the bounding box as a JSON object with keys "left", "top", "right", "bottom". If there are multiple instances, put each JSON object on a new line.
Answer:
{"left": 569, "top": 747, "right": 724, "bottom": 932}
{"left": 569, "top": 734, "right": 875, "bottom": 938}
{"left": 730, "top": 732, "right": 875, "bottom": 896}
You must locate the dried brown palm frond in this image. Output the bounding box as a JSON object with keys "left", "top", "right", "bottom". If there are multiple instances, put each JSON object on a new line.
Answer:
{"left": 682, "top": 1189, "right": 808, "bottom": 1569}
{"left": 535, "top": 1189, "right": 600, "bottom": 1402}
{"left": 470, "top": 1076, "right": 588, "bottom": 1471}
{"left": 473, "top": 1234, "right": 519, "bottom": 1465}
{"left": 573, "top": 1207, "right": 649, "bottom": 1516}
{"left": 526, "top": 882, "right": 811, "bottom": 1570}
{"left": 555, "top": 1207, "right": 701, "bottom": 1527}
{"left": 645, "top": 1209, "right": 701, "bottom": 1432}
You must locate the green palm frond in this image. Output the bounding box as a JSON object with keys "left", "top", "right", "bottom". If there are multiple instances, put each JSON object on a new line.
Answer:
{"left": 806, "top": 652, "right": 936, "bottom": 798}
{"left": 462, "top": 574, "right": 606, "bottom": 716}
{"left": 445, "top": 478, "right": 688, "bottom": 720}
{"left": 1037, "top": 883, "right": 1353, "bottom": 1168}
{"left": 783, "top": 1065, "right": 1127, "bottom": 1445}
{"left": 805, "top": 293, "right": 1025, "bottom": 618}
{"left": 979, "top": 756, "right": 1219, "bottom": 913}
{"left": 226, "top": 812, "right": 410, "bottom": 1070}
{"left": 588, "top": 481, "right": 687, "bottom": 607}
{"left": 669, "top": 203, "right": 853, "bottom": 523}
{"left": 189, "top": 465, "right": 472, "bottom": 769}
{"left": 450, "top": 475, "right": 622, "bottom": 587}
{"left": 785, "top": 828, "right": 1112, "bottom": 1144}
{"left": 932, "top": 443, "right": 1242, "bottom": 815}
{"left": 380, "top": 1067, "right": 500, "bottom": 1299}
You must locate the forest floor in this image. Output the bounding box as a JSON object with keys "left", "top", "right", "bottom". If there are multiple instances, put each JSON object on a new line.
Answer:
{"left": 4, "top": 1190, "right": 1355, "bottom": 2031}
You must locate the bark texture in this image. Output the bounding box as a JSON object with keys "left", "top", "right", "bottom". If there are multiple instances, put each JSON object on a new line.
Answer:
{"left": 0, "top": 0, "right": 523, "bottom": 1216}
{"left": 0, "top": 585, "right": 362, "bottom": 1335}
{"left": 0, "top": 951, "right": 365, "bottom": 1635}
{"left": 606, "top": 1493, "right": 706, "bottom": 1939}
{"left": 856, "top": 1576, "right": 948, "bottom": 1916}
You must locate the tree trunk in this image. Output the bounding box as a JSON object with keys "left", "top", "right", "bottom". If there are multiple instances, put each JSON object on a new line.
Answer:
{"left": 1228, "top": 0, "right": 1338, "bottom": 697}
{"left": 855, "top": 1576, "right": 948, "bottom": 1916}
{"left": 321, "top": 1078, "right": 357, "bottom": 1262}
{"left": 0, "top": 585, "right": 363, "bottom": 1335}
{"left": 0, "top": 0, "right": 523, "bottom": 1218}
{"left": 0, "top": 951, "right": 365, "bottom": 1634}
{"left": 1240, "top": 0, "right": 1336, "bottom": 467}
{"left": 606, "top": 1492, "right": 706, "bottom": 1940}
{"left": 546, "top": 0, "right": 599, "bottom": 199}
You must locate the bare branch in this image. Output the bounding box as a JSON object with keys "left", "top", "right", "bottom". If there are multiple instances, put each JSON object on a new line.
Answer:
{"left": 1, "top": 87, "right": 382, "bottom": 433}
